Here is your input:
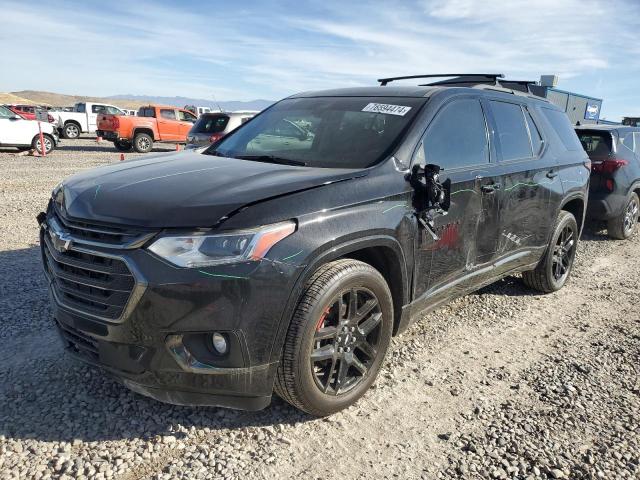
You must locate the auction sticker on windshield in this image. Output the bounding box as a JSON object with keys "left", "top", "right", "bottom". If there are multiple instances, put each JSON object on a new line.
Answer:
{"left": 362, "top": 103, "right": 412, "bottom": 116}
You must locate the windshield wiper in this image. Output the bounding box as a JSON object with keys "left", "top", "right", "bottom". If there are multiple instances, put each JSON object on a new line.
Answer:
{"left": 235, "top": 155, "right": 307, "bottom": 167}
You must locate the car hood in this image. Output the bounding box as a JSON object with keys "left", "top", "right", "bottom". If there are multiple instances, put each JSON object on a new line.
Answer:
{"left": 57, "top": 151, "right": 366, "bottom": 228}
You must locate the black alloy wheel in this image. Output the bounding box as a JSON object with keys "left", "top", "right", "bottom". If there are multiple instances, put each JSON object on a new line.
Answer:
{"left": 523, "top": 210, "right": 578, "bottom": 293}
{"left": 310, "top": 287, "right": 383, "bottom": 395}
{"left": 551, "top": 224, "right": 575, "bottom": 283}
{"left": 275, "top": 259, "right": 393, "bottom": 416}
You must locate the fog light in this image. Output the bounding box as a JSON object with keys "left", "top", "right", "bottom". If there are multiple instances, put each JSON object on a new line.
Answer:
{"left": 211, "top": 332, "right": 228, "bottom": 355}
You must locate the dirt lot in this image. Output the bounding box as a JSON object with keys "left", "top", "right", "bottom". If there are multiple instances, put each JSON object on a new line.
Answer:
{"left": 0, "top": 137, "right": 638, "bottom": 480}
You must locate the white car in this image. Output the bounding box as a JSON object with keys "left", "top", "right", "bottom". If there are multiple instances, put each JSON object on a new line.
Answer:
{"left": 0, "top": 105, "right": 59, "bottom": 154}
{"left": 51, "top": 102, "right": 125, "bottom": 139}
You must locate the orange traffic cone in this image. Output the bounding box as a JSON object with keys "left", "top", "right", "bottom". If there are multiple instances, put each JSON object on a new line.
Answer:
{"left": 175, "top": 143, "right": 180, "bottom": 151}
{"left": 96, "top": 136, "right": 103, "bottom": 143}
{"left": 120, "top": 153, "right": 125, "bottom": 161}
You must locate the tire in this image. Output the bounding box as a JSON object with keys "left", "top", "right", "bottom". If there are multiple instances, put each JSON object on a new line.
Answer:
{"left": 607, "top": 192, "right": 639, "bottom": 240}
{"left": 275, "top": 259, "right": 393, "bottom": 416}
{"left": 114, "top": 139, "right": 132, "bottom": 152}
{"left": 62, "top": 122, "right": 80, "bottom": 139}
{"left": 32, "top": 134, "right": 54, "bottom": 155}
{"left": 522, "top": 210, "right": 578, "bottom": 293}
{"left": 132, "top": 133, "right": 153, "bottom": 153}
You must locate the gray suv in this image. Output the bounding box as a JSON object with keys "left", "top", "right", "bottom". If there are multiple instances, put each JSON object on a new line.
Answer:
{"left": 186, "top": 111, "right": 258, "bottom": 148}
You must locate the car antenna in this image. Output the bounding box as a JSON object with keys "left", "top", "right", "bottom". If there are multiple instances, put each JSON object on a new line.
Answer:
{"left": 211, "top": 93, "right": 223, "bottom": 113}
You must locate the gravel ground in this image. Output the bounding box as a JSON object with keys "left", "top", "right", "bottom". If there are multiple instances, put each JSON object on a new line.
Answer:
{"left": 0, "top": 137, "right": 638, "bottom": 479}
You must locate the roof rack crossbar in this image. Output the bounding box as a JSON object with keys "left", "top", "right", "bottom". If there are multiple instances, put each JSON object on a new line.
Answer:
{"left": 378, "top": 73, "right": 504, "bottom": 86}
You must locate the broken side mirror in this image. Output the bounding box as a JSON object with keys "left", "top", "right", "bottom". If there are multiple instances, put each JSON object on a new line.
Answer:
{"left": 409, "top": 163, "right": 450, "bottom": 212}
{"left": 409, "top": 163, "right": 450, "bottom": 239}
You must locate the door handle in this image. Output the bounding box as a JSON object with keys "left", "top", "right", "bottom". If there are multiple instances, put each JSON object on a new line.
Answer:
{"left": 546, "top": 170, "right": 558, "bottom": 179}
{"left": 481, "top": 183, "right": 501, "bottom": 194}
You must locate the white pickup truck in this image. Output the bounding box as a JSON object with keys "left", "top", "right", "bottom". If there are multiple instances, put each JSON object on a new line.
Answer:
{"left": 52, "top": 102, "right": 125, "bottom": 139}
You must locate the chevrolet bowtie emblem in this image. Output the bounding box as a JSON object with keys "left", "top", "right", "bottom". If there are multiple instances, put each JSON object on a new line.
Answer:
{"left": 49, "top": 229, "right": 73, "bottom": 253}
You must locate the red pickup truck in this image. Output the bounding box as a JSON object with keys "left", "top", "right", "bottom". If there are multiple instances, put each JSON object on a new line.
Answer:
{"left": 97, "top": 105, "right": 198, "bottom": 153}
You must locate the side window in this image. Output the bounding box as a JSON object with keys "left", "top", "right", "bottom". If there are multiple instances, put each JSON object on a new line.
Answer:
{"left": 621, "top": 133, "right": 634, "bottom": 152}
{"left": 540, "top": 108, "right": 583, "bottom": 151}
{"left": 524, "top": 109, "right": 543, "bottom": 155}
{"left": 419, "top": 98, "right": 488, "bottom": 169}
{"left": 76, "top": 104, "right": 86, "bottom": 113}
{"left": 106, "top": 106, "right": 121, "bottom": 115}
{"left": 178, "top": 111, "right": 197, "bottom": 122}
{"left": 490, "top": 101, "right": 532, "bottom": 160}
{"left": 91, "top": 105, "right": 107, "bottom": 113}
{"left": 634, "top": 132, "right": 640, "bottom": 155}
{"left": 160, "top": 109, "right": 177, "bottom": 120}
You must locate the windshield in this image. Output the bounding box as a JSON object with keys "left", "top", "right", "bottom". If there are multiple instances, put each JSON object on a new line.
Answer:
{"left": 0, "top": 106, "right": 15, "bottom": 118}
{"left": 205, "top": 96, "right": 425, "bottom": 168}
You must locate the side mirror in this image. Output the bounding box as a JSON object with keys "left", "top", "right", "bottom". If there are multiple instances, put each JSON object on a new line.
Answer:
{"left": 409, "top": 163, "right": 449, "bottom": 211}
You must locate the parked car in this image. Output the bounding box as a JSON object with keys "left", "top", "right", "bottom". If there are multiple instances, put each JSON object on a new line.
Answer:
{"left": 51, "top": 102, "right": 126, "bottom": 139}
{"left": 185, "top": 111, "right": 257, "bottom": 148}
{"left": 576, "top": 125, "right": 640, "bottom": 239}
{"left": 39, "top": 74, "right": 589, "bottom": 415}
{"left": 185, "top": 105, "right": 215, "bottom": 117}
{"left": 0, "top": 105, "right": 58, "bottom": 154}
{"left": 6, "top": 104, "right": 56, "bottom": 124}
{"left": 96, "top": 105, "right": 197, "bottom": 153}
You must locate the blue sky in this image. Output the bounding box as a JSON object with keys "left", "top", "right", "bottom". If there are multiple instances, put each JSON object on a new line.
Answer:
{"left": 1, "top": 0, "right": 639, "bottom": 120}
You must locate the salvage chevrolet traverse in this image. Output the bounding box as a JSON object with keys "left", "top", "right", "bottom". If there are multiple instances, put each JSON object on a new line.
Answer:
{"left": 40, "top": 74, "right": 590, "bottom": 415}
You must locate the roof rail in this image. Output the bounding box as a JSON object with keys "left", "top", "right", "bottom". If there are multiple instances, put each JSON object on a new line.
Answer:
{"left": 378, "top": 73, "right": 504, "bottom": 86}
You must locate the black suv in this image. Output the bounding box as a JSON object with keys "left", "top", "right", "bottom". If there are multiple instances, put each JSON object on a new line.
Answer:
{"left": 576, "top": 125, "right": 640, "bottom": 239}
{"left": 39, "top": 74, "right": 589, "bottom": 416}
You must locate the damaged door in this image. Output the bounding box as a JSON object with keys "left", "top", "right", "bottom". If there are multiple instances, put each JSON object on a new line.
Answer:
{"left": 410, "top": 96, "right": 498, "bottom": 307}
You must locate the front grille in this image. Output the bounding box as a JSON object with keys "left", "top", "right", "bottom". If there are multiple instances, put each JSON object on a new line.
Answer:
{"left": 56, "top": 319, "right": 100, "bottom": 362}
{"left": 49, "top": 203, "right": 152, "bottom": 248}
{"left": 42, "top": 231, "right": 136, "bottom": 320}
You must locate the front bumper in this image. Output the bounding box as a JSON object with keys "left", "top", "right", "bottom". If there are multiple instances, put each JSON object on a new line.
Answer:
{"left": 40, "top": 210, "right": 303, "bottom": 410}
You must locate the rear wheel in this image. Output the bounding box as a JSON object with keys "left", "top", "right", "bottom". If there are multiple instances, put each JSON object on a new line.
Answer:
{"left": 32, "top": 134, "right": 54, "bottom": 155}
{"left": 607, "top": 192, "right": 639, "bottom": 240}
{"left": 522, "top": 210, "right": 578, "bottom": 293}
{"left": 275, "top": 259, "right": 393, "bottom": 416}
{"left": 62, "top": 122, "right": 80, "bottom": 139}
{"left": 114, "top": 139, "right": 132, "bottom": 152}
{"left": 133, "top": 133, "right": 153, "bottom": 153}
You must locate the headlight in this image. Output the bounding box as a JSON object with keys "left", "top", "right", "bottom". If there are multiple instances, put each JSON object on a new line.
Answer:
{"left": 147, "top": 221, "right": 296, "bottom": 268}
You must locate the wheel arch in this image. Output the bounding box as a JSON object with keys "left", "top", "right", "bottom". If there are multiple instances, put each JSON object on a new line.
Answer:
{"left": 559, "top": 194, "right": 586, "bottom": 235}
{"left": 133, "top": 127, "right": 155, "bottom": 140}
{"left": 268, "top": 235, "right": 410, "bottom": 365}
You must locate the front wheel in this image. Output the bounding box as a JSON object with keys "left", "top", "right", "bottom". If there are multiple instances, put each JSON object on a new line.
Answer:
{"left": 132, "top": 133, "right": 153, "bottom": 153}
{"left": 607, "top": 192, "right": 639, "bottom": 240}
{"left": 114, "top": 139, "right": 132, "bottom": 152}
{"left": 32, "top": 133, "right": 54, "bottom": 155}
{"left": 522, "top": 210, "right": 578, "bottom": 293}
{"left": 275, "top": 259, "right": 393, "bottom": 416}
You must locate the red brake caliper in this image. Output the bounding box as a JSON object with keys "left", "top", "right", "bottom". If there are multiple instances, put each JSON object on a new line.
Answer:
{"left": 315, "top": 306, "right": 331, "bottom": 331}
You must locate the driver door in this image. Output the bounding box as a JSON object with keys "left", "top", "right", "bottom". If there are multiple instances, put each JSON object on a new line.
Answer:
{"left": 411, "top": 96, "right": 501, "bottom": 305}
{"left": 0, "top": 108, "right": 29, "bottom": 144}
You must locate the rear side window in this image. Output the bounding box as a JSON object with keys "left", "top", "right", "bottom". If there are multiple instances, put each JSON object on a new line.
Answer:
{"left": 419, "top": 98, "right": 488, "bottom": 169}
{"left": 525, "top": 109, "right": 543, "bottom": 155}
{"left": 139, "top": 107, "right": 155, "bottom": 118}
{"left": 160, "top": 109, "right": 176, "bottom": 120}
{"left": 194, "top": 115, "right": 230, "bottom": 133}
{"left": 541, "top": 108, "right": 582, "bottom": 151}
{"left": 490, "top": 101, "right": 532, "bottom": 160}
{"left": 577, "top": 131, "right": 612, "bottom": 158}
{"left": 622, "top": 133, "right": 635, "bottom": 152}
